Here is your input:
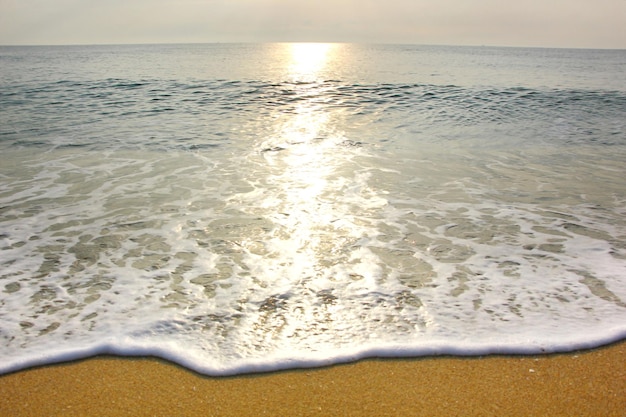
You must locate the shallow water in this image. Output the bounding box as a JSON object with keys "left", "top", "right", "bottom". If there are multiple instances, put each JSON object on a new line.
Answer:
{"left": 1, "top": 43, "right": 625, "bottom": 375}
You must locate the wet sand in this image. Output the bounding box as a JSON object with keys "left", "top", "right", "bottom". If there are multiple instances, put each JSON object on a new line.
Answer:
{"left": 1, "top": 341, "right": 624, "bottom": 417}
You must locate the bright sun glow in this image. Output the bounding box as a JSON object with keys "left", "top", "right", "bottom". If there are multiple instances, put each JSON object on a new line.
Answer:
{"left": 288, "top": 43, "right": 334, "bottom": 80}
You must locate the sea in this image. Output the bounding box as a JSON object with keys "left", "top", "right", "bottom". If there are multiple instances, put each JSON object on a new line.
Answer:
{"left": 1, "top": 43, "right": 625, "bottom": 376}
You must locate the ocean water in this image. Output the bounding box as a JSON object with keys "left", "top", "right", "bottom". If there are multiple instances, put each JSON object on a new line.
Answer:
{"left": 1, "top": 43, "right": 625, "bottom": 375}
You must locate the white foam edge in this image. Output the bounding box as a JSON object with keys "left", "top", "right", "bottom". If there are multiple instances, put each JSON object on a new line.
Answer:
{"left": 2, "top": 328, "right": 624, "bottom": 377}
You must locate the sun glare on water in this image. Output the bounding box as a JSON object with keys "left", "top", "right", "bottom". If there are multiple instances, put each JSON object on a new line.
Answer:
{"left": 288, "top": 43, "right": 335, "bottom": 81}
{"left": 249, "top": 43, "right": 360, "bottom": 276}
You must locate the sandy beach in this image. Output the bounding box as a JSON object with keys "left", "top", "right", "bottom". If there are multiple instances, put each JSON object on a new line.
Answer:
{"left": 1, "top": 341, "right": 624, "bottom": 417}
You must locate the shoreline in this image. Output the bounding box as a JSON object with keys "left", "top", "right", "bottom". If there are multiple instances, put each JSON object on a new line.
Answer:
{"left": 1, "top": 340, "right": 624, "bottom": 416}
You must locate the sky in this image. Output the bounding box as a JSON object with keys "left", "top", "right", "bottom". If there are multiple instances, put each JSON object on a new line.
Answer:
{"left": 1, "top": 0, "right": 625, "bottom": 49}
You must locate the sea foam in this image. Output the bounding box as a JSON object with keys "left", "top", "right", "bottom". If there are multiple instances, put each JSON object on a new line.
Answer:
{"left": 1, "top": 44, "right": 625, "bottom": 376}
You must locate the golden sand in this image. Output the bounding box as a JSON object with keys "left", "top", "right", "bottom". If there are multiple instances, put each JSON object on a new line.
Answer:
{"left": 1, "top": 341, "right": 624, "bottom": 417}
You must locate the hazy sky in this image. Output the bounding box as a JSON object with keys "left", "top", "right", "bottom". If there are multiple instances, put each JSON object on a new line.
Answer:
{"left": 1, "top": 0, "right": 625, "bottom": 48}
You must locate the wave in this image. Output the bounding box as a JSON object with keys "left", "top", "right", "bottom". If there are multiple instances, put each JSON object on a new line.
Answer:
{"left": 2, "top": 79, "right": 625, "bottom": 150}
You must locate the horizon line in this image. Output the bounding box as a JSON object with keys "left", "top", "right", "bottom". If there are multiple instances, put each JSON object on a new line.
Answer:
{"left": 1, "top": 41, "right": 624, "bottom": 51}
